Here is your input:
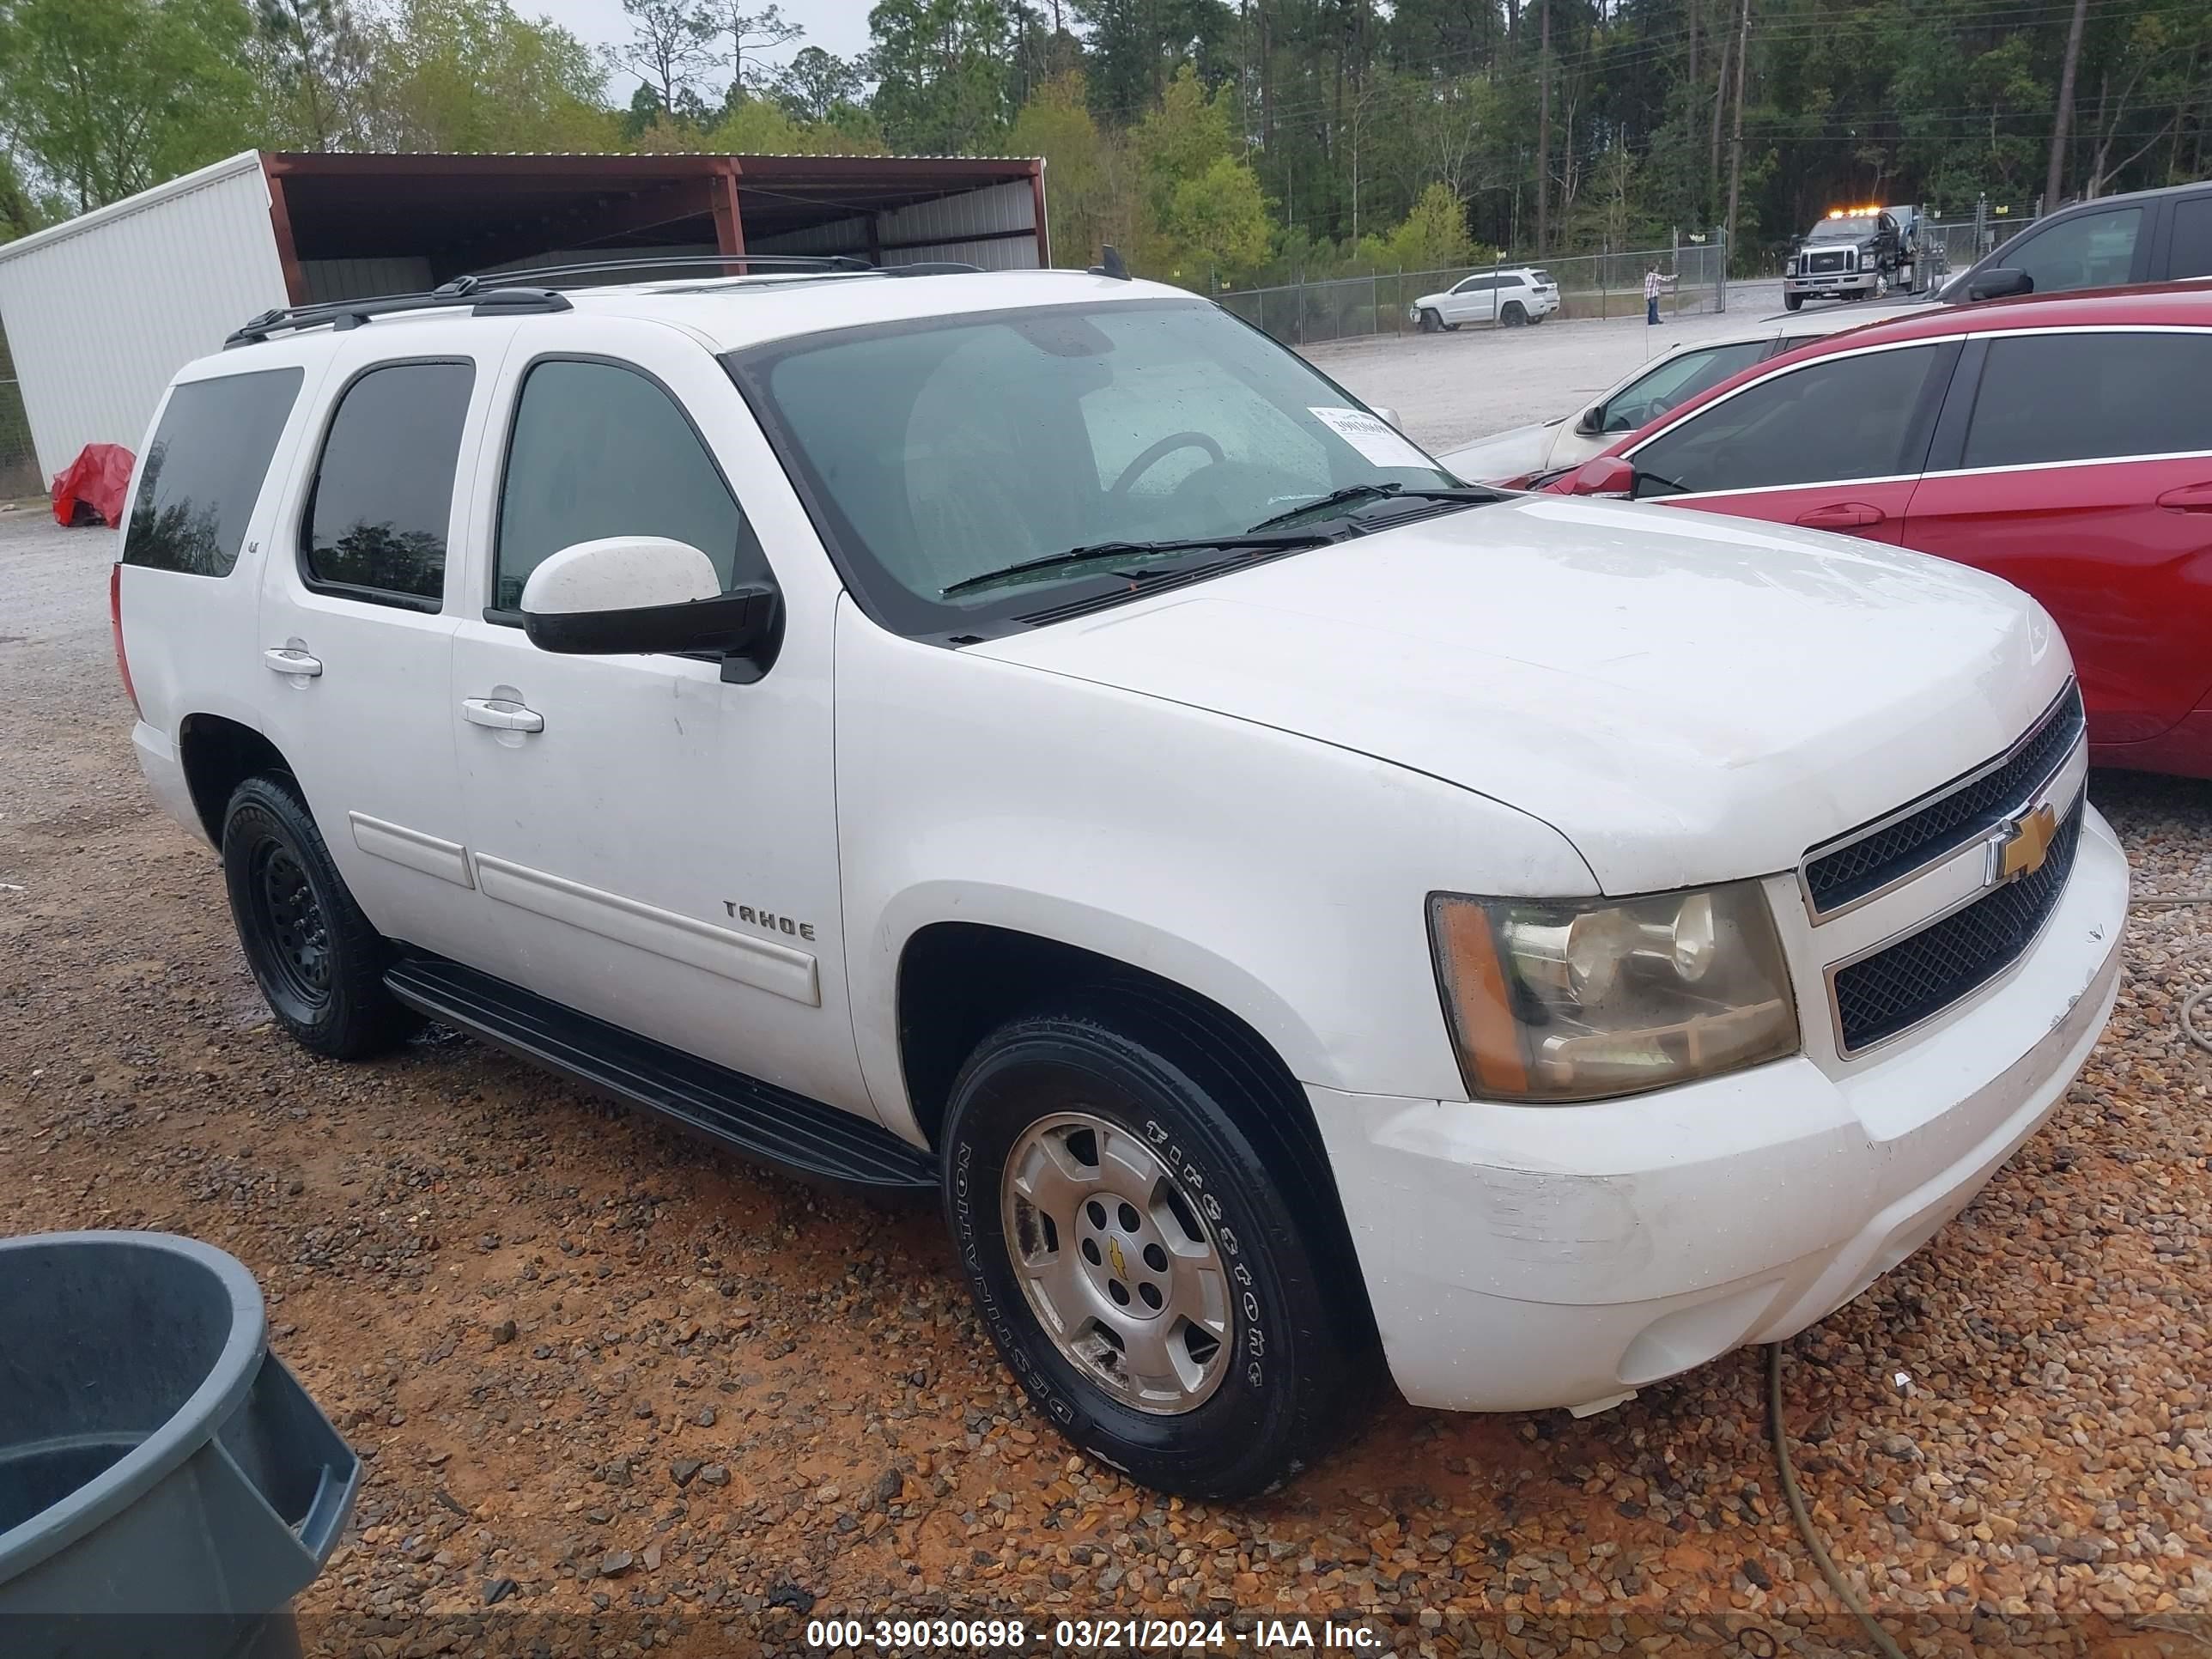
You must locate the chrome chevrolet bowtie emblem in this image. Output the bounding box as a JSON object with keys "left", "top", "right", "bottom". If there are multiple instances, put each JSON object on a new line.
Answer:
{"left": 1988, "top": 802, "right": 2058, "bottom": 884}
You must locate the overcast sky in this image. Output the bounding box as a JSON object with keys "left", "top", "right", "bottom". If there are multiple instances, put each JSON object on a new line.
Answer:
{"left": 526, "top": 0, "right": 880, "bottom": 100}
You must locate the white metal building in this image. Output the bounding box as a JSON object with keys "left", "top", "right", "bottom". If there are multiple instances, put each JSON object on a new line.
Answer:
{"left": 0, "top": 149, "right": 1048, "bottom": 482}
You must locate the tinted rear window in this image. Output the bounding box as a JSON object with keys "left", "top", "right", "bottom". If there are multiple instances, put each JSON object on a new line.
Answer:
{"left": 123, "top": 368, "right": 303, "bottom": 576}
{"left": 302, "top": 361, "right": 474, "bottom": 607}
{"left": 2169, "top": 194, "right": 2212, "bottom": 282}
{"left": 1961, "top": 331, "right": 2212, "bottom": 468}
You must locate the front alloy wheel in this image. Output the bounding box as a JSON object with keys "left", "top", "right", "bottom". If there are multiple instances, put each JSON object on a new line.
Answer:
{"left": 1001, "top": 1111, "right": 1231, "bottom": 1413}
{"left": 942, "top": 989, "right": 1374, "bottom": 1498}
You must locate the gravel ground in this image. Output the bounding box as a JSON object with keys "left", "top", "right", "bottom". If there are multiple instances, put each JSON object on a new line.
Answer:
{"left": 1302, "top": 281, "right": 1941, "bottom": 455}
{"left": 3, "top": 469, "right": 2209, "bottom": 1659}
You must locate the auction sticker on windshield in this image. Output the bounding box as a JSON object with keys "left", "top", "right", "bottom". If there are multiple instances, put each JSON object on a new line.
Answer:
{"left": 1308, "top": 405, "right": 1434, "bottom": 469}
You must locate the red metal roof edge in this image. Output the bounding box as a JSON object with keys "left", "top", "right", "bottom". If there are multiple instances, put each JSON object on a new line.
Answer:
{"left": 260, "top": 151, "right": 1042, "bottom": 180}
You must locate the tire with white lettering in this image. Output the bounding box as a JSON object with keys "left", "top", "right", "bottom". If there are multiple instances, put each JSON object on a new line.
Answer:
{"left": 942, "top": 988, "right": 1372, "bottom": 1498}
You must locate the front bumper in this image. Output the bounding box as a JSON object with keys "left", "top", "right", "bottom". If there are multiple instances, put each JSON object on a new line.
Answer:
{"left": 1786, "top": 270, "right": 1878, "bottom": 296}
{"left": 1309, "top": 805, "right": 2127, "bottom": 1413}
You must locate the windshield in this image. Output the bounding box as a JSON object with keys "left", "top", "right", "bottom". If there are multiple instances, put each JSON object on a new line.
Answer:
{"left": 1810, "top": 216, "right": 1878, "bottom": 242}
{"left": 727, "top": 298, "right": 1460, "bottom": 639}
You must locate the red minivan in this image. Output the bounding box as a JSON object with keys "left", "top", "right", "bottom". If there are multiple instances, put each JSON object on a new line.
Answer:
{"left": 1547, "top": 285, "right": 2212, "bottom": 778}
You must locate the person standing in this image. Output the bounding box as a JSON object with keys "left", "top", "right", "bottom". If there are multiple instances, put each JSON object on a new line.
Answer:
{"left": 1645, "top": 264, "right": 1677, "bottom": 325}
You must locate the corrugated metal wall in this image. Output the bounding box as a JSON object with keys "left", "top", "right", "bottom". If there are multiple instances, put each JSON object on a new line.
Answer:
{"left": 752, "top": 179, "right": 1042, "bottom": 270}
{"left": 303, "top": 257, "right": 432, "bottom": 302}
{"left": 475, "top": 244, "right": 720, "bottom": 281}
{"left": 0, "top": 152, "right": 287, "bottom": 478}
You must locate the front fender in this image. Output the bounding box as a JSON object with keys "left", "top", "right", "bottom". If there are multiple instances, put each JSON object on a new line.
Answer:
{"left": 835, "top": 610, "right": 1595, "bottom": 1133}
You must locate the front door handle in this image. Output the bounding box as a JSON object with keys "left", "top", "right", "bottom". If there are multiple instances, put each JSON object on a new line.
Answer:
{"left": 461, "top": 697, "right": 544, "bottom": 734}
{"left": 1794, "top": 501, "right": 1886, "bottom": 529}
{"left": 2155, "top": 481, "right": 2212, "bottom": 512}
{"left": 263, "top": 647, "right": 323, "bottom": 678}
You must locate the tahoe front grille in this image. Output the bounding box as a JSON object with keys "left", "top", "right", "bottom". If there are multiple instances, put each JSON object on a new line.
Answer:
{"left": 1804, "top": 249, "right": 1851, "bottom": 275}
{"left": 1802, "top": 683, "right": 2084, "bottom": 918}
{"left": 1829, "top": 801, "right": 2081, "bottom": 1054}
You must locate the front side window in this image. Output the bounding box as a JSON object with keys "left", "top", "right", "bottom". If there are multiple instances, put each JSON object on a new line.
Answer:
{"left": 124, "top": 368, "right": 302, "bottom": 576}
{"left": 1630, "top": 344, "right": 1952, "bottom": 495}
{"left": 1452, "top": 276, "right": 1492, "bottom": 295}
{"left": 1601, "top": 341, "right": 1766, "bottom": 433}
{"left": 2006, "top": 207, "right": 2143, "bottom": 295}
{"left": 731, "top": 300, "right": 1461, "bottom": 637}
{"left": 1961, "top": 331, "right": 2212, "bottom": 469}
{"left": 495, "top": 360, "right": 765, "bottom": 611}
{"left": 302, "top": 362, "right": 474, "bottom": 605}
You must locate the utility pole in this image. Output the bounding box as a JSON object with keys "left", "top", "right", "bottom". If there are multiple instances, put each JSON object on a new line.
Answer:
{"left": 1536, "top": 0, "right": 1552, "bottom": 254}
{"left": 1723, "top": 0, "right": 1750, "bottom": 267}
{"left": 1708, "top": 27, "right": 1729, "bottom": 225}
{"left": 2045, "top": 0, "right": 2089, "bottom": 210}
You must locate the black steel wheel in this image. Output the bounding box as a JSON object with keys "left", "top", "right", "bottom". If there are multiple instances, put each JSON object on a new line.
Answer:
{"left": 222, "top": 774, "right": 419, "bottom": 1059}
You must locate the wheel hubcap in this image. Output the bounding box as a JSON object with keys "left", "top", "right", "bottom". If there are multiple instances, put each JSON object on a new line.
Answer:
{"left": 257, "top": 845, "right": 331, "bottom": 1000}
{"left": 1001, "top": 1112, "right": 1232, "bottom": 1414}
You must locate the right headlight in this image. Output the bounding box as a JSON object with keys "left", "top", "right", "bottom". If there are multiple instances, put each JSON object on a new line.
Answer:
{"left": 1427, "top": 881, "right": 1799, "bottom": 1104}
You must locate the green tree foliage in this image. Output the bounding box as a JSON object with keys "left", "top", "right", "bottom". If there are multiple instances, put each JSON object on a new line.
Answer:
{"left": 9, "top": 0, "right": 2205, "bottom": 289}
{"left": 252, "top": 0, "right": 370, "bottom": 150}
{"left": 361, "top": 0, "right": 617, "bottom": 152}
{"left": 1006, "top": 70, "right": 1132, "bottom": 264}
{"left": 772, "top": 46, "right": 869, "bottom": 125}
{"left": 0, "top": 0, "right": 257, "bottom": 210}
{"left": 870, "top": 0, "right": 1018, "bottom": 153}
{"left": 1376, "top": 180, "right": 1478, "bottom": 273}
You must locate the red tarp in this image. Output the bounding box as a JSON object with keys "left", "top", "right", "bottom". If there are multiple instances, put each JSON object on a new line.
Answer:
{"left": 51, "top": 442, "right": 134, "bottom": 528}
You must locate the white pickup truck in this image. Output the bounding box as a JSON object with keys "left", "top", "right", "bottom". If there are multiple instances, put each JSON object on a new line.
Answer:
{"left": 114, "top": 262, "right": 2124, "bottom": 1498}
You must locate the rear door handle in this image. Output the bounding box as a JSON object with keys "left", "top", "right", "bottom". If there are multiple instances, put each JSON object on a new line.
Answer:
{"left": 1794, "top": 501, "right": 1886, "bottom": 529}
{"left": 461, "top": 697, "right": 544, "bottom": 734}
{"left": 263, "top": 647, "right": 323, "bottom": 678}
{"left": 2155, "top": 481, "right": 2212, "bottom": 512}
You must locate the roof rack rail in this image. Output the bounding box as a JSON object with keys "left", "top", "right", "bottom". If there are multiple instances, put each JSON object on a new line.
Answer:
{"left": 226, "top": 277, "right": 570, "bottom": 347}
{"left": 475, "top": 253, "right": 874, "bottom": 284}
{"left": 468, "top": 252, "right": 980, "bottom": 286}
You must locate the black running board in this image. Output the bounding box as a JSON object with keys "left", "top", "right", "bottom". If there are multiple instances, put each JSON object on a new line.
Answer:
{"left": 384, "top": 955, "right": 938, "bottom": 1195}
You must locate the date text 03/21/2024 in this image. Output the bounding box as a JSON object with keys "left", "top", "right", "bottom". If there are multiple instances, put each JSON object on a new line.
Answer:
{"left": 803, "top": 1617, "right": 1385, "bottom": 1650}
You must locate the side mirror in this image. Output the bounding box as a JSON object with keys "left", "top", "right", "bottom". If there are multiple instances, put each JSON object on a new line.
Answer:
{"left": 520, "top": 536, "right": 783, "bottom": 684}
{"left": 1563, "top": 455, "right": 1636, "bottom": 497}
{"left": 1965, "top": 267, "right": 2033, "bottom": 302}
{"left": 1370, "top": 404, "right": 1403, "bottom": 431}
{"left": 1573, "top": 404, "right": 1604, "bottom": 436}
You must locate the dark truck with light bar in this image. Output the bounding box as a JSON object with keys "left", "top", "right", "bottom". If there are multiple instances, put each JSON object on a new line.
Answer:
{"left": 1783, "top": 204, "right": 1936, "bottom": 309}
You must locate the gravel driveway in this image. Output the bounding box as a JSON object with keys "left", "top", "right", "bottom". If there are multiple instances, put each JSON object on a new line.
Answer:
{"left": 3, "top": 482, "right": 2208, "bottom": 1656}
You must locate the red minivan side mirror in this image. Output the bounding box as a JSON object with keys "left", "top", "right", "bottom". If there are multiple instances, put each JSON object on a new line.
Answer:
{"left": 1562, "top": 455, "right": 1636, "bottom": 496}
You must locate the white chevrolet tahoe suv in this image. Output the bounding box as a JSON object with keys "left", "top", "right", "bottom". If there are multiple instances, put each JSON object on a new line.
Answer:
{"left": 114, "top": 261, "right": 2125, "bottom": 1499}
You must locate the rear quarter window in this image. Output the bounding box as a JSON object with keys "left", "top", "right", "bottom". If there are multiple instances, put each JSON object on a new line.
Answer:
{"left": 123, "top": 368, "right": 304, "bottom": 576}
{"left": 2168, "top": 194, "right": 2212, "bottom": 282}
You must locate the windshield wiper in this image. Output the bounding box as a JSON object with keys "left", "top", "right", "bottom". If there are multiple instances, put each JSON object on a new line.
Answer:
{"left": 939, "top": 533, "right": 1332, "bottom": 599}
{"left": 1246, "top": 481, "right": 1504, "bottom": 531}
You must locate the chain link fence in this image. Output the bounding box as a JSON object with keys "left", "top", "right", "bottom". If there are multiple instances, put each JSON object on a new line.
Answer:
{"left": 1918, "top": 206, "right": 2037, "bottom": 279}
{"left": 1218, "top": 240, "right": 1731, "bottom": 348}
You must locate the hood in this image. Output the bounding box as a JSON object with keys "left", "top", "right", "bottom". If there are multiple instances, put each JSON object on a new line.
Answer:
{"left": 971, "top": 495, "right": 2069, "bottom": 896}
{"left": 1438, "top": 420, "right": 1563, "bottom": 484}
